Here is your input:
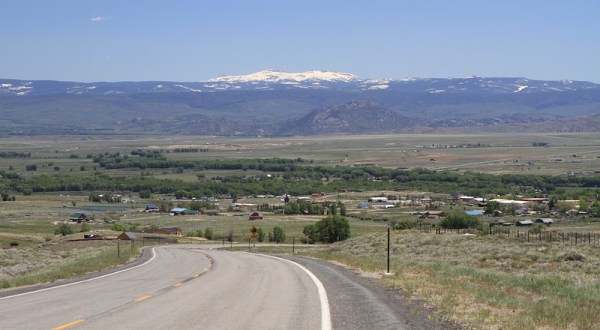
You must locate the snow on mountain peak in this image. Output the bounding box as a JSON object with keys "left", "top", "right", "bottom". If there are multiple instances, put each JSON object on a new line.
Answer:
{"left": 207, "top": 69, "right": 358, "bottom": 83}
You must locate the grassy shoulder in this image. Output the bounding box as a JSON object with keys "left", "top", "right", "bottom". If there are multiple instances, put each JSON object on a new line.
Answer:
{"left": 296, "top": 230, "right": 600, "bottom": 330}
{"left": 0, "top": 238, "right": 141, "bottom": 289}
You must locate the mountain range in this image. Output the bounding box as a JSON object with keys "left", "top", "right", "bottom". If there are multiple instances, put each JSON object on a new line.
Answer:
{"left": 1, "top": 70, "right": 599, "bottom": 136}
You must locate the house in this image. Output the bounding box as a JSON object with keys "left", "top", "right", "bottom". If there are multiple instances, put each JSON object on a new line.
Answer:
{"left": 357, "top": 203, "right": 370, "bottom": 209}
{"left": 249, "top": 212, "right": 263, "bottom": 220}
{"left": 169, "top": 208, "right": 198, "bottom": 215}
{"left": 368, "top": 197, "right": 388, "bottom": 203}
{"left": 135, "top": 227, "right": 183, "bottom": 236}
{"left": 535, "top": 218, "right": 554, "bottom": 225}
{"left": 144, "top": 205, "right": 159, "bottom": 212}
{"left": 516, "top": 220, "right": 534, "bottom": 226}
{"left": 117, "top": 232, "right": 137, "bottom": 240}
{"left": 420, "top": 211, "right": 445, "bottom": 219}
{"left": 69, "top": 213, "right": 88, "bottom": 222}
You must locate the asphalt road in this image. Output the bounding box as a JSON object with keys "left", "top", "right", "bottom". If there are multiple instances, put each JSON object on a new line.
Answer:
{"left": 0, "top": 245, "right": 460, "bottom": 330}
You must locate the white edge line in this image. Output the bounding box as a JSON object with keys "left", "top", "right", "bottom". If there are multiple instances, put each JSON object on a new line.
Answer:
{"left": 257, "top": 254, "right": 332, "bottom": 330}
{"left": 0, "top": 247, "right": 157, "bottom": 301}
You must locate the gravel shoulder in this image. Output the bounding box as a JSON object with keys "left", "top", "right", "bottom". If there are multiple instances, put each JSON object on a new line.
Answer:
{"left": 284, "top": 255, "right": 463, "bottom": 330}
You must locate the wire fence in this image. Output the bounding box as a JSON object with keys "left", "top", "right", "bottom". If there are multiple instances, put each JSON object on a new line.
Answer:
{"left": 416, "top": 223, "right": 600, "bottom": 246}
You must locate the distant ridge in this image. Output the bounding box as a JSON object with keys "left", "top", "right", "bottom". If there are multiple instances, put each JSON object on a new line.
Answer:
{"left": 0, "top": 70, "right": 599, "bottom": 136}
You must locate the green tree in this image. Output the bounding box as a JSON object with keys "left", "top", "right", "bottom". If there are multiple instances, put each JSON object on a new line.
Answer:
{"left": 440, "top": 210, "right": 480, "bottom": 229}
{"left": 304, "top": 215, "right": 350, "bottom": 244}
{"left": 204, "top": 228, "right": 214, "bottom": 240}
{"left": 111, "top": 223, "right": 127, "bottom": 231}
{"left": 484, "top": 201, "right": 500, "bottom": 215}
{"left": 257, "top": 227, "right": 265, "bottom": 242}
{"left": 55, "top": 223, "right": 74, "bottom": 236}
{"left": 271, "top": 226, "right": 285, "bottom": 243}
{"left": 338, "top": 201, "right": 347, "bottom": 216}
{"left": 80, "top": 223, "right": 90, "bottom": 232}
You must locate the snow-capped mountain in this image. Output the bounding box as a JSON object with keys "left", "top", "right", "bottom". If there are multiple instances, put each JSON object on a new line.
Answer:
{"left": 2, "top": 70, "right": 598, "bottom": 96}
{"left": 207, "top": 69, "right": 358, "bottom": 83}
{"left": 1, "top": 70, "right": 599, "bottom": 136}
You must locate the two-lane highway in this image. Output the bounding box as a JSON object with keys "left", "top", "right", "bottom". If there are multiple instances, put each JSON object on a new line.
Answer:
{"left": 0, "top": 245, "right": 325, "bottom": 330}
{"left": 1, "top": 245, "right": 460, "bottom": 330}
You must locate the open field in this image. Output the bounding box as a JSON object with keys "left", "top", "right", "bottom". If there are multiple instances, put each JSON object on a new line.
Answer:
{"left": 1, "top": 132, "right": 599, "bottom": 177}
{"left": 1, "top": 132, "right": 600, "bottom": 329}
{"left": 292, "top": 231, "right": 600, "bottom": 330}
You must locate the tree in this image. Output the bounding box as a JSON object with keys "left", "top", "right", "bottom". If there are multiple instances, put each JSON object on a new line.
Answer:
{"left": 55, "top": 223, "right": 74, "bottom": 236}
{"left": 440, "top": 210, "right": 480, "bottom": 229}
{"left": 139, "top": 190, "right": 151, "bottom": 199}
{"left": 338, "top": 201, "right": 347, "bottom": 216}
{"left": 80, "top": 223, "right": 90, "bottom": 232}
{"left": 484, "top": 201, "right": 500, "bottom": 215}
{"left": 271, "top": 226, "right": 285, "bottom": 243}
{"left": 304, "top": 215, "right": 350, "bottom": 244}
{"left": 257, "top": 227, "right": 265, "bottom": 242}
{"left": 204, "top": 228, "right": 214, "bottom": 240}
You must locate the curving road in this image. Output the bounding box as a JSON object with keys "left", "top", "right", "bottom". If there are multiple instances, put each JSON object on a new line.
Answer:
{"left": 0, "top": 245, "right": 459, "bottom": 330}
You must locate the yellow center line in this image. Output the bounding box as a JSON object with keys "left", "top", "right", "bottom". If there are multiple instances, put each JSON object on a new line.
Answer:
{"left": 173, "top": 283, "right": 182, "bottom": 287}
{"left": 134, "top": 294, "right": 152, "bottom": 302}
{"left": 52, "top": 319, "right": 85, "bottom": 330}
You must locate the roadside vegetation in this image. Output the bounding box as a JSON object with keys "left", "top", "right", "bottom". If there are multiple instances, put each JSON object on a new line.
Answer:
{"left": 299, "top": 231, "right": 600, "bottom": 330}
{"left": 1, "top": 133, "right": 600, "bottom": 329}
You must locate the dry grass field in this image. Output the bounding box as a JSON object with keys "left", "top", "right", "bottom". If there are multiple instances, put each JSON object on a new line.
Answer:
{"left": 1, "top": 132, "right": 600, "bottom": 329}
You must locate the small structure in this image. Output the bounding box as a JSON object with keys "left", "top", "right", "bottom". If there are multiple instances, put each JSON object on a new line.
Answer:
{"left": 357, "top": 202, "right": 370, "bottom": 209}
{"left": 368, "top": 197, "right": 388, "bottom": 203}
{"left": 144, "top": 205, "right": 159, "bottom": 212}
{"left": 69, "top": 213, "right": 88, "bottom": 223}
{"left": 169, "top": 208, "right": 198, "bottom": 215}
{"left": 535, "top": 218, "right": 554, "bottom": 225}
{"left": 249, "top": 212, "right": 263, "bottom": 220}
{"left": 420, "top": 211, "right": 445, "bottom": 219}
{"left": 135, "top": 227, "right": 183, "bottom": 236}
{"left": 516, "top": 219, "right": 534, "bottom": 226}
{"left": 84, "top": 233, "right": 104, "bottom": 240}
{"left": 117, "top": 232, "right": 137, "bottom": 240}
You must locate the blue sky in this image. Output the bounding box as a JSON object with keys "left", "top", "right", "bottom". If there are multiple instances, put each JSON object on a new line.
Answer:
{"left": 1, "top": 0, "right": 599, "bottom": 82}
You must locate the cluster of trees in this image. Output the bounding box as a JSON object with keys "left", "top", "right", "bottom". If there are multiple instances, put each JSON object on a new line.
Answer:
{"left": 303, "top": 215, "right": 350, "bottom": 244}
{"left": 2, "top": 157, "right": 600, "bottom": 210}
{"left": 0, "top": 152, "right": 31, "bottom": 158}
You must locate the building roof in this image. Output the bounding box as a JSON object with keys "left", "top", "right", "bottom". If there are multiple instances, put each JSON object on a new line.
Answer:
{"left": 117, "top": 232, "right": 137, "bottom": 240}
{"left": 535, "top": 218, "right": 554, "bottom": 224}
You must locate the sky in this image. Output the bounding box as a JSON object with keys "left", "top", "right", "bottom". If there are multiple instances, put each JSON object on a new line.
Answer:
{"left": 1, "top": 0, "right": 599, "bottom": 83}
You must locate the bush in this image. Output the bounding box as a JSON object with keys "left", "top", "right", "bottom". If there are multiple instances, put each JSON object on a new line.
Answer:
{"left": 257, "top": 227, "right": 265, "bottom": 242}
{"left": 80, "top": 223, "right": 90, "bottom": 232}
{"left": 391, "top": 220, "right": 415, "bottom": 230}
{"left": 271, "top": 226, "right": 285, "bottom": 243}
{"left": 439, "top": 210, "right": 480, "bottom": 229}
{"left": 204, "top": 228, "right": 214, "bottom": 240}
{"left": 111, "top": 223, "right": 127, "bottom": 232}
{"left": 9, "top": 241, "right": 19, "bottom": 247}
{"left": 303, "top": 215, "right": 350, "bottom": 244}
{"left": 55, "top": 223, "right": 74, "bottom": 236}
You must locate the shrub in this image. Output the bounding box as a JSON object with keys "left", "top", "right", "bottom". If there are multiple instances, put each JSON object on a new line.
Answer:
{"left": 304, "top": 215, "right": 350, "bottom": 244}
{"left": 439, "top": 210, "right": 480, "bottom": 229}
{"left": 55, "top": 223, "right": 74, "bottom": 236}
{"left": 271, "top": 226, "right": 285, "bottom": 243}
{"left": 111, "top": 223, "right": 127, "bottom": 232}
{"left": 257, "top": 227, "right": 265, "bottom": 242}
{"left": 80, "top": 223, "right": 90, "bottom": 232}
{"left": 392, "top": 220, "right": 415, "bottom": 230}
{"left": 9, "top": 241, "right": 19, "bottom": 247}
{"left": 204, "top": 228, "right": 214, "bottom": 240}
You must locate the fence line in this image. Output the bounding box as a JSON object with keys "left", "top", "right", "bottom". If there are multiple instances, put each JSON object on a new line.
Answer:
{"left": 416, "top": 224, "right": 600, "bottom": 246}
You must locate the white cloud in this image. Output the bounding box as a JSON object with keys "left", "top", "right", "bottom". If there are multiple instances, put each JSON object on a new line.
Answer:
{"left": 90, "top": 16, "right": 108, "bottom": 22}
